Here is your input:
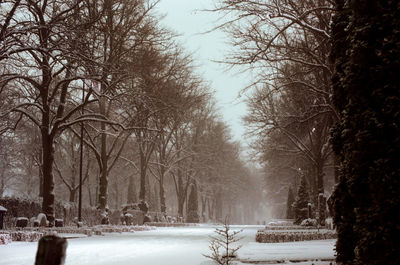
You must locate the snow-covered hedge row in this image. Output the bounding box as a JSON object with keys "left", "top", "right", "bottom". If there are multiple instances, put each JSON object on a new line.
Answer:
{"left": 95, "top": 225, "right": 155, "bottom": 232}
{"left": 264, "top": 225, "right": 319, "bottom": 230}
{"left": 256, "top": 229, "right": 337, "bottom": 243}
{"left": 145, "top": 222, "right": 198, "bottom": 227}
{"left": 0, "top": 225, "right": 155, "bottom": 244}
{"left": 0, "top": 231, "right": 43, "bottom": 244}
{"left": 300, "top": 218, "right": 318, "bottom": 227}
{"left": 0, "top": 232, "right": 12, "bottom": 245}
{"left": 267, "top": 220, "right": 294, "bottom": 227}
{"left": 11, "top": 231, "right": 43, "bottom": 242}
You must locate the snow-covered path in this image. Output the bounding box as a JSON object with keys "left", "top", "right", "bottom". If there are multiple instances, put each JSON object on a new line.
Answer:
{"left": 0, "top": 225, "right": 336, "bottom": 265}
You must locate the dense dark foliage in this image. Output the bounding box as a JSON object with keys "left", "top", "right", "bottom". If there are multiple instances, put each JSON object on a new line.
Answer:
{"left": 330, "top": 0, "right": 400, "bottom": 264}
{"left": 186, "top": 183, "right": 199, "bottom": 223}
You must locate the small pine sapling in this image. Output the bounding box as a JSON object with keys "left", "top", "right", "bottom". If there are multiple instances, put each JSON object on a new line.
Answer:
{"left": 204, "top": 219, "right": 243, "bottom": 265}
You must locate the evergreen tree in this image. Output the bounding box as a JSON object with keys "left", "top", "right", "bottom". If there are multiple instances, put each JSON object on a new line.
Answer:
{"left": 330, "top": 0, "right": 356, "bottom": 263}
{"left": 203, "top": 220, "right": 242, "bottom": 265}
{"left": 285, "top": 186, "right": 295, "bottom": 219}
{"left": 293, "top": 175, "right": 310, "bottom": 224}
{"left": 331, "top": 1, "right": 400, "bottom": 264}
{"left": 186, "top": 182, "right": 199, "bottom": 223}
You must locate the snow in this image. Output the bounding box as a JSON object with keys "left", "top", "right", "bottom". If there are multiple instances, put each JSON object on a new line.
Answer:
{"left": 238, "top": 240, "right": 335, "bottom": 263}
{"left": 0, "top": 225, "right": 336, "bottom": 265}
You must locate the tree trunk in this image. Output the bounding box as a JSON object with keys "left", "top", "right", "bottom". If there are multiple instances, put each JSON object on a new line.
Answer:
{"left": 159, "top": 176, "right": 166, "bottom": 213}
{"left": 333, "top": 153, "right": 340, "bottom": 183}
{"left": 87, "top": 183, "right": 93, "bottom": 207}
{"left": 201, "top": 195, "right": 207, "bottom": 222}
{"left": 316, "top": 162, "right": 325, "bottom": 195}
{"left": 153, "top": 184, "right": 159, "bottom": 212}
{"left": 157, "top": 143, "right": 167, "bottom": 213}
{"left": 127, "top": 174, "right": 137, "bottom": 203}
{"left": 207, "top": 198, "right": 212, "bottom": 221}
{"left": 114, "top": 181, "right": 119, "bottom": 209}
{"left": 41, "top": 130, "right": 55, "bottom": 225}
{"left": 139, "top": 149, "right": 147, "bottom": 201}
{"left": 177, "top": 169, "right": 185, "bottom": 218}
{"left": 0, "top": 167, "right": 5, "bottom": 197}
{"left": 98, "top": 95, "right": 108, "bottom": 210}
{"left": 39, "top": 150, "right": 43, "bottom": 198}
{"left": 215, "top": 190, "right": 222, "bottom": 222}
{"left": 69, "top": 188, "right": 76, "bottom": 203}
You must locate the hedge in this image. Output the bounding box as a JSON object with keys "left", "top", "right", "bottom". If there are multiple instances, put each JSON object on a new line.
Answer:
{"left": 256, "top": 229, "right": 337, "bottom": 243}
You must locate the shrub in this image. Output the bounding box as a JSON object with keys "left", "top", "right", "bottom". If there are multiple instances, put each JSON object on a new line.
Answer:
{"left": 256, "top": 229, "right": 337, "bottom": 243}
{"left": 0, "top": 233, "right": 12, "bottom": 245}
{"left": 267, "top": 220, "right": 294, "bottom": 227}
{"left": 300, "top": 218, "right": 317, "bottom": 227}
{"left": 11, "top": 231, "right": 43, "bottom": 242}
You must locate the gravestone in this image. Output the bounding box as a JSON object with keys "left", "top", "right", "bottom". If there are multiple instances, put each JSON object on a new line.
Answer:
{"left": 16, "top": 217, "right": 29, "bottom": 228}
{"left": 55, "top": 219, "right": 64, "bottom": 227}
{"left": 0, "top": 206, "right": 7, "bottom": 229}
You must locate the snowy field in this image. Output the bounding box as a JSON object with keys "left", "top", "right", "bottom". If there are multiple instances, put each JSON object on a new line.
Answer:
{"left": 0, "top": 225, "right": 336, "bottom": 265}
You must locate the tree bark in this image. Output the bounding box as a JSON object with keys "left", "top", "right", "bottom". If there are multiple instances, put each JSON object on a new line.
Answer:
{"left": 68, "top": 188, "right": 75, "bottom": 203}
{"left": 158, "top": 156, "right": 166, "bottom": 213}
{"left": 98, "top": 95, "right": 108, "bottom": 210}
{"left": 41, "top": 130, "right": 55, "bottom": 225}
{"left": 127, "top": 174, "right": 137, "bottom": 203}
{"left": 139, "top": 147, "right": 147, "bottom": 201}
{"left": 159, "top": 177, "right": 166, "bottom": 213}
{"left": 176, "top": 169, "right": 186, "bottom": 218}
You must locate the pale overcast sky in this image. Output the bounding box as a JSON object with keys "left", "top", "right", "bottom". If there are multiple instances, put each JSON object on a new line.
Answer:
{"left": 155, "top": 0, "right": 250, "bottom": 144}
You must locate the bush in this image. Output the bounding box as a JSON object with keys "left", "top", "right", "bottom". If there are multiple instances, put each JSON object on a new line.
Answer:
{"left": 0, "top": 232, "right": 12, "bottom": 245}
{"left": 10, "top": 231, "right": 43, "bottom": 242}
{"left": 300, "top": 218, "right": 317, "bottom": 227}
{"left": 264, "top": 225, "right": 314, "bottom": 230}
{"left": 267, "top": 220, "right": 294, "bottom": 227}
{"left": 256, "top": 229, "right": 337, "bottom": 243}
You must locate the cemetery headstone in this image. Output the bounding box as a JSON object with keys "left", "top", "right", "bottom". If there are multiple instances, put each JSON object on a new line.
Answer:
{"left": 0, "top": 206, "right": 7, "bottom": 229}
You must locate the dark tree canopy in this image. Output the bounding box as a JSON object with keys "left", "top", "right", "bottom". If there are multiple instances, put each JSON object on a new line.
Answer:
{"left": 331, "top": 0, "right": 400, "bottom": 264}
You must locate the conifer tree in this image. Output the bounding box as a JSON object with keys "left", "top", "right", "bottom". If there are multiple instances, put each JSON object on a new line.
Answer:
{"left": 186, "top": 182, "right": 199, "bottom": 223}
{"left": 204, "top": 220, "right": 242, "bottom": 265}
{"left": 285, "top": 186, "right": 295, "bottom": 219}
{"left": 331, "top": 1, "right": 400, "bottom": 264}
{"left": 293, "top": 175, "right": 310, "bottom": 224}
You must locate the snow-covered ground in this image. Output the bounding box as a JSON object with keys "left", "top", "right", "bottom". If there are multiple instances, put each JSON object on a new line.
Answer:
{"left": 0, "top": 225, "right": 336, "bottom": 265}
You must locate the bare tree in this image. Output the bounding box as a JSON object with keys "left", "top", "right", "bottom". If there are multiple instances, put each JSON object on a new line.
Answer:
{"left": 210, "top": 0, "right": 337, "bottom": 203}
{"left": 0, "top": 0, "right": 110, "bottom": 224}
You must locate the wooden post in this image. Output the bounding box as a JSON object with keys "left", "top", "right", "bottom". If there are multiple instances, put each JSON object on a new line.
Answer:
{"left": 35, "top": 235, "right": 67, "bottom": 265}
